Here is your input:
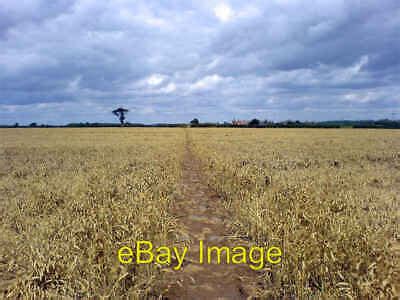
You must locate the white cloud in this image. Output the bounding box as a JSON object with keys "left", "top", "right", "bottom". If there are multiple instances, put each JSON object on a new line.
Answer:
{"left": 146, "top": 74, "right": 166, "bottom": 86}
{"left": 343, "top": 90, "right": 383, "bottom": 103}
{"left": 329, "top": 56, "right": 370, "bottom": 82}
{"left": 206, "top": 57, "right": 220, "bottom": 70}
{"left": 189, "top": 74, "right": 224, "bottom": 91}
{"left": 349, "top": 55, "right": 369, "bottom": 75}
{"left": 118, "top": 7, "right": 170, "bottom": 29}
{"left": 214, "top": 3, "right": 234, "bottom": 22}
{"left": 160, "top": 82, "right": 176, "bottom": 94}
{"left": 67, "top": 76, "right": 82, "bottom": 92}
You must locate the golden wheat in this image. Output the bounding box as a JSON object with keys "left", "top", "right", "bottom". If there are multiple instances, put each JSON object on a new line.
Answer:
{"left": 190, "top": 128, "right": 400, "bottom": 298}
{"left": 0, "top": 128, "right": 184, "bottom": 298}
{"left": 1, "top": 128, "right": 399, "bottom": 298}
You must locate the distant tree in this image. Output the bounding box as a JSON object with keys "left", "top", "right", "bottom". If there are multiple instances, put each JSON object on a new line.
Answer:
{"left": 249, "top": 118, "right": 260, "bottom": 127}
{"left": 263, "top": 119, "right": 274, "bottom": 127}
{"left": 29, "top": 122, "right": 37, "bottom": 127}
{"left": 112, "top": 107, "right": 129, "bottom": 126}
{"left": 190, "top": 118, "right": 200, "bottom": 127}
{"left": 14, "top": 122, "right": 19, "bottom": 128}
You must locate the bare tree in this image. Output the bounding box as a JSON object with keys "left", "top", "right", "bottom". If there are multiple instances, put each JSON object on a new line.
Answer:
{"left": 112, "top": 107, "right": 129, "bottom": 126}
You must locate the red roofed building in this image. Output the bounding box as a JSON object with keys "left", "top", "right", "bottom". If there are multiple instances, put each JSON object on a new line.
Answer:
{"left": 232, "top": 119, "right": 249, "bottom": 126}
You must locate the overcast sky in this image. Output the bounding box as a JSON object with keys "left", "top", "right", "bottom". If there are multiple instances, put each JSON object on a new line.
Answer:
{"left": 0, "top": 0, "right": 399, "bottom": 124}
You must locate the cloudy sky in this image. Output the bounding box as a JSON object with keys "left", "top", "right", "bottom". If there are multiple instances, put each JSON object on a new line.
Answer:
{"left": 0, "top": 0, "right": 399, "bottom": 124}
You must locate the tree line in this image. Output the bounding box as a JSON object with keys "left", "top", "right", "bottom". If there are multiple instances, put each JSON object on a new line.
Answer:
{"left": 1, "top": 107, "right": 399, "bottom": 129}
{"left": 2, "top": 119, "right": 399, "bottom": 129}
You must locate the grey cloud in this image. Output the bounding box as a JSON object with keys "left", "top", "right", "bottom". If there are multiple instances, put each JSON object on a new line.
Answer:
{"left": 0, "top": 0, "right": 399, "bottom": 124}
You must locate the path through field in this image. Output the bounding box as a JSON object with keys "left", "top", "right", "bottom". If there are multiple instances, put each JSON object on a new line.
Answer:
{"left": 164, "top": 133, "right": 261, "bottom": 299}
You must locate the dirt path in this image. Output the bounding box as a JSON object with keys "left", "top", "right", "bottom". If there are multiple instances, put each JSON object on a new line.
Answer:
{"left": 163, "top": 133, "right": 261, "bottom": 299}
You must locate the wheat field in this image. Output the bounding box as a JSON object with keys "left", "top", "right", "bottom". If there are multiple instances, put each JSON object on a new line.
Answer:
{"left": 0, "top": 128, "right": 184, "bottom": 298}
{"left": 0, "top": 128, "right": 399, "bottom": 298}
{"left": 191, "top": 128, "right": 400, "bottom": 298}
